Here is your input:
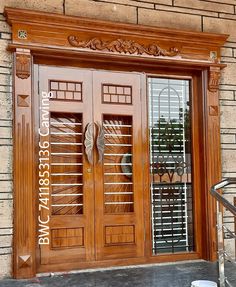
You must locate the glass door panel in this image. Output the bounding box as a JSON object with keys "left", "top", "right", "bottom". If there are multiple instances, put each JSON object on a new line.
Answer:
{"left": 50, "top": 112, "right": 83, "bottom": 216}
{"left": 148, "top": 77, "right": 194, "bottom": 254}
{"left": 103, "top": 115, "right": 134, "bottom": 214}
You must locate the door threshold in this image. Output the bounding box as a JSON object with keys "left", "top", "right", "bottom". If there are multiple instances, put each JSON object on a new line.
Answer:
{"left": 36, "top": 259, "right": 205, "bottom": 278}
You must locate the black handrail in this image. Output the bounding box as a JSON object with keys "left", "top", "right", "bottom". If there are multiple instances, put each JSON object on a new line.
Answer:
{"left": 211, "top": 178, "right": 236, "bottom": 216}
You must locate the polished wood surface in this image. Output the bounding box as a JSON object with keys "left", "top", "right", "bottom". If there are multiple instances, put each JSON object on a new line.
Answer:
{"left": 204, "top": 67, "right": 222, "bottom": 261}
{"left": 36, "top": 66, "right": 94, "bottom": 266}
{"left": 13, "top": 48, "right": 36, "bottom": 278}
{"left": 6, "top": 7, "right": 228, "bottom": 278}
{"left": 4, "top": 7, "right": 228, "bottom": 65}
{"left": 93, "top": 71, "right": 144, "bottom": 261}
{"left": 35, "top": 67, "right": 145, "bottom": 272}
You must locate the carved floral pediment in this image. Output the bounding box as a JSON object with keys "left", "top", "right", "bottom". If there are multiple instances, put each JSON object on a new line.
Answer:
{"left": 68, "top": 36, "right": 179, "bottom": 57}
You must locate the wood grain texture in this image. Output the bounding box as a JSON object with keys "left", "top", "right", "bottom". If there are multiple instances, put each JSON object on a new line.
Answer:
{"left": 204, "top": 67, "right": 222, "bottom": 261}
{"left": 37, "top": 66, "right": 94, "bottom": 267}
{"left": 13, "top": 48, "right": 36, "bottom": 279}
{"left": 4, "top": 7, "right": 228, "bottom": 64}
{"left": 93, "top": 71, "right": 145, "bottom": 261}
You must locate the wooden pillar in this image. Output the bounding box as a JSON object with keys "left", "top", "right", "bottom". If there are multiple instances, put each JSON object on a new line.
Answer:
{"left": 13, "top": 48, "right": 36, "bottom": 278}
{"left": 205, "top": 65, "right": 222, "bottom": 261}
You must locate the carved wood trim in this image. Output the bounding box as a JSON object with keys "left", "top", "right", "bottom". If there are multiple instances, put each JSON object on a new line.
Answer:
{"left": 17, "top": 94, "right": 30, "bottom": 107}
{"left": 68, "top": 36, "right": 179, "bottom": 57}
{"left": 13, "top": 48, "right": 36, "bottom": 278}
{"left": 16, "top": 53, "right": 31, "bottom": 79}
{"left": 209, "top": 105, "right": 219, "bottom": 116}
{"left": 18, "top": 255, "right": 32, "bottom": 268}
{"left": 204, "top": 69, "right": 222, "bottom": 260}
{"left": 208, "top": 66, "right": 221, "bottom": 92}
{"left": 4, "top": 8, "right": 229, "bottom": 65}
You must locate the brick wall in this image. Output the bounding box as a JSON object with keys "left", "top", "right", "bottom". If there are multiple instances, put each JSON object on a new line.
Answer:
{"left": 0, "top": 0, "right": 236, "bottom": 278}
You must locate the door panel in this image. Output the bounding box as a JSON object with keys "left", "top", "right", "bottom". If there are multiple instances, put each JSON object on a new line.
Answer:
{"left": 38, "top": 66, "right": 94, "bottom": 264}
{"left": 148, "top": 77, "right": 194, "bottom": 254}
{"left": 93, "top": 71, "right": 144, "bottom": 260}
{"left": 37, "top": 67, "right": 144, "bottom": 268}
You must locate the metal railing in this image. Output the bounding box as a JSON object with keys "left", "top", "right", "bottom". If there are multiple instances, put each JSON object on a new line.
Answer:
{"left": 211, "top": 178, "right": 236, "bottom": 287}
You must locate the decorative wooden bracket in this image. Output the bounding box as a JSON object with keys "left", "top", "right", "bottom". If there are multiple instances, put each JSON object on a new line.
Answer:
{"left": 208, "top": 66, "right": 221, "bottom": 92}
{"left": 16, "top": 52, "right": 31, "bottom": 79}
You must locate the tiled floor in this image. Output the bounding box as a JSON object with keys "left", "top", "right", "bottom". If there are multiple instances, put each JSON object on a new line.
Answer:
{"left": 0, "top": 261, "right": 235, "bottom": 287}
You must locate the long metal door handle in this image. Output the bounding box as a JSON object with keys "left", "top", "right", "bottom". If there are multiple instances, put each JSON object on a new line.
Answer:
{"left": 95, "top": 122, "right": 105, "bottom": 164}
{"left": 84, "top": 122, "right": 94, "bottom": 165}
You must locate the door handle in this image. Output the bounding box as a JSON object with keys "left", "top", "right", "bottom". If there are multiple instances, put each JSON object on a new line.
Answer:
{"left": 84, "top": 122, "right": 94, "bottom": 165}
{"left": 95, "top": 122, "right": 105, "bottom": 164}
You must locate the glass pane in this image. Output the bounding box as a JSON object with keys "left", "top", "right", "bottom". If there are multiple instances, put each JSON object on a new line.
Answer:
{"left": 103, "top": 115, "right": 134, "bottom": 213}
{"left": 50, "top": 112, "right": 83, "bottom": 215}
{"left": 148, "top": 77, "right": 194, "bottom": 254}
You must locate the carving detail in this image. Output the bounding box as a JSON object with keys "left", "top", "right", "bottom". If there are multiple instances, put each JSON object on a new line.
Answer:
{"left": 209, "top": 105, "right": 219, "bottom": 116}
{"left": 16, "top": 54, "right": 31, "bottom": 79}
{"left": 18, "top": 255, "right": 31, "bottom": 268}
{"left": 17, "top": 94, "right": 29, "bottom": 107}
{"left": 68, "top": 36, "right": 179, "bottom": 57}
{"left": 17, "top": 30, "right": 27, "bottom": 40}
{"left": 209, "top": 66, "right": 221, "bottom": 92}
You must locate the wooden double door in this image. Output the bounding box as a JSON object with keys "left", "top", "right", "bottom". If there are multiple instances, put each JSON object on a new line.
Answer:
{"left": 37, "top": 66, "right": 145, "bottom": 268}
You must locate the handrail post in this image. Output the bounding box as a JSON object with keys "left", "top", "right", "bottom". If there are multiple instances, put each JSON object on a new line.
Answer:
{"left": 211, "top": 178, "right": 236, "bottom": 287}
{"left": 216, "top": 200, "right": 226, "bottom": 287}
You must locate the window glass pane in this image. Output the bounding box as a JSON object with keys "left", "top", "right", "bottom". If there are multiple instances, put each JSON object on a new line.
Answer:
{"left": 148, "top": 77, "right": 194, "bottom": 254}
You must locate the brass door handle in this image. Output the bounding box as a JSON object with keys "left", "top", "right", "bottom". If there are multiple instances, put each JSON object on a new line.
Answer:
{"left": 95, "top": 122, "right": 105, "bottom": 164}
{"left": 84, "top": 122, "right": 94, "bottom": 165}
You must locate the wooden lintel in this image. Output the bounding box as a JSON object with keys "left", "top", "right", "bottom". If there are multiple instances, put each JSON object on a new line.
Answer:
{"left": 4, "top": 7, "right": 228, "bottom": 65}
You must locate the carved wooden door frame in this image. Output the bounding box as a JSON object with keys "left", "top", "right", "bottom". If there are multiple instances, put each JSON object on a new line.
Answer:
{"left": 4, "top": 7, "right": 228, "bottom": 278}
